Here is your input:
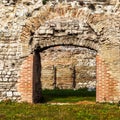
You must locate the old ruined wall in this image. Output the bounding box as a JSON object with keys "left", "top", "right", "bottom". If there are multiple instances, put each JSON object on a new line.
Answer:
{"left": 0, "top": 0, "right": 43, "bottom": 101}
{"left": 0, "top": 3, "right": 22, "bottom": 101}
{"left": 0, "top": 39, "right": 21, "bottom": 101}
{"left": 36, "top": 16, "right": 97, "bottom": 90}
{"left": 89, "top": 14, "right": 120, "bottom": 102}
{"left": 41, "top": 46, "right": 96, "bottom": 89}
{"left": 0, "top": 0, "right": 120, "bottom": 103}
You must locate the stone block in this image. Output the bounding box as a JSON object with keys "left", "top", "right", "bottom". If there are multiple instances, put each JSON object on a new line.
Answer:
{"left": 38, "top": 29, "right": 46, "bottom": 34}
{"left": 54, "top": 32, "right": 67, "bottom": 36}
{"left": 13, "top": 92, "right": 21, "bottom": 96}
{"left": 46, "top": 29, "right": 53, "bottom": 34}
{"left": 6, "top": 91, "right": 13, "bottom": 97}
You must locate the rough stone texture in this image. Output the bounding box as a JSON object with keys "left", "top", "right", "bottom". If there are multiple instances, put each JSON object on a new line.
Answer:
{"left": 0, "top": 0, "right": 120, "bottom": 103}
{"left": 41, "top": 46, "right": 96, "bottom": 90}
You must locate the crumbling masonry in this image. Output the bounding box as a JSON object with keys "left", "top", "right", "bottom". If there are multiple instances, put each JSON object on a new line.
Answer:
{"left": 0, "top": 0, "right": 120, "bottom": 103}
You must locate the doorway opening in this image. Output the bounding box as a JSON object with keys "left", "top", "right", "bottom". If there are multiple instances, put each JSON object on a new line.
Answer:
{"left": 40, "top": 45, "right": 97, "bottom": 103}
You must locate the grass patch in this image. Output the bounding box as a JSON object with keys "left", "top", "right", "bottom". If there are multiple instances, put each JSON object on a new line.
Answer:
{"left": 42, "top": 88, "right": 96, "bottom": 103}
{"left": 0, "top": 89, "right": 119, "bottom": 120}
{"left": 0, "top": 101, "right": 120, "bottom": 120}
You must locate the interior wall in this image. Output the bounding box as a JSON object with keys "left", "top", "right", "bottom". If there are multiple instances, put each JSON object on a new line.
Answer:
{"left": 41, "top": 46, "right": 97, "bottom": 90}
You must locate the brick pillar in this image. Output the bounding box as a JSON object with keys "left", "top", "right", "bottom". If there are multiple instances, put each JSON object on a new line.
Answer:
{"left": 18, "top": 54, "right": 34, "bottom": 103}
{"left": 18, "top": 52, "right": 42, "bottom": 103}
{"left": 96, "top": 55, "right": 118, "bottom": 103}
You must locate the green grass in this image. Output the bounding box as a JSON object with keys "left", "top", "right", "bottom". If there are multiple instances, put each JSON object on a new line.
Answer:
{"left": 1, "top": 89, "right": 120, "bottom": 120}
{"left": 0, "top": 101, "right": 120, "bottom": 120}
{"left": 44, "top": 96, "right": 95, "bottom": 103}
{"left": 42, "top": 88, "right": 96, "bottom": 103}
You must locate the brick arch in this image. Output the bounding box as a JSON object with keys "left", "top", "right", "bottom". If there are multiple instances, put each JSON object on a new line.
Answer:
{"left": 20, "top": 3, "right": 105, "bottom": 56}
{"left": 18, "top": 4, "right": 101, "bottom": 103}
{"left": 31, "top": 18, "right": 99, "bottom": 52}
{"left": 18, "top": 4, "right": 120, "bottom": 103}
{"left": 18, "top": 5, "right": 101, "bottom": 103}
{"left": 32, "top": 40, "right": 99, "bottom": 55}
{"left": 37, "top": 43, "right": 98, "bottom": 52}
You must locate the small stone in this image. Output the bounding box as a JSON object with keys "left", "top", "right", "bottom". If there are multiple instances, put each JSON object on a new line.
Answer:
{"left": 3, "top": 78, "right": 8, "bottom": 81}
{"left": 7, "top": 71, "right": 11, "bottom": 75}
{"left": 6, "top": 91, "right": 12, "bottom": 97}
{"left": 13, "top": 92, "right": 21, "bottom": 96}
{"left": 39, "top": 29, "right": 46, "bottom": 34}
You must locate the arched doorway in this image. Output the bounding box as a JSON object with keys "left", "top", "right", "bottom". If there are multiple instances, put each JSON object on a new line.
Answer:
{"left": 40, "top": 45, "right": 97, "bottom": 103}
{"left": 17, "top": 4, "right": 120, "bottom": 102}
{"left": 18, "top": 17, "right": 99, "bottom": 103}
{"left": 32, "top": 44, "right": 97, "bottom": 103}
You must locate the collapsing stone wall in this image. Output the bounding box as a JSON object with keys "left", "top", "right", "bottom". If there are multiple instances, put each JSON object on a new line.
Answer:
{"left": 41, "top": 46, "right": 96, "bottom": 90}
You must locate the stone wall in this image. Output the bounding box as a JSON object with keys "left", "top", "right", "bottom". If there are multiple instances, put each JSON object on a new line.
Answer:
{"left": 41, "top": 46, "right": 96, "bottom": 90}
{"left": 0, "top": 39, "right": 22, "bottom": 101}
{"left": 0, "top": 0, "right": 120, "bottom": 103}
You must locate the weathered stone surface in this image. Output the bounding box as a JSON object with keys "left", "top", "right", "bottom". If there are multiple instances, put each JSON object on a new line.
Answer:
{"left": 0, "top": 0, "right": 120, "bottom": 103}
{"left": 41, "top": 46, "right": 96, "bottom": 89}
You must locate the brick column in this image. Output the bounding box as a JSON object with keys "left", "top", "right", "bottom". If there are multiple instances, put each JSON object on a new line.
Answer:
{"left": 17, "top": 54, "right": 34, "bottom": 103}
{"left": 17, "top": 52, "right": 42, "bottom": 103}
{"left": 96, "top": 55, "right": 118, "bottom": 103}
